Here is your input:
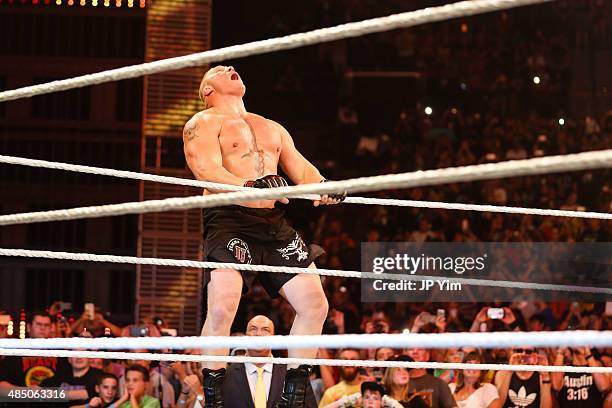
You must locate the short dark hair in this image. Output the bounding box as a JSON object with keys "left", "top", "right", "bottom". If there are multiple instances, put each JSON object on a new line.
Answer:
{"left": 126, "top": 364, "right": 149, "bottom": 382}
{"left": 96, "top": 372, "right": 118, "bottom": 386}
{"left": 361, "top": 381, "right": 386, "bottom": 396}
{"left": 28, "top": 310, "right": 51, "bottom": 324}
{"left": 530, "top": 313, "right": 546, "bottom": 325}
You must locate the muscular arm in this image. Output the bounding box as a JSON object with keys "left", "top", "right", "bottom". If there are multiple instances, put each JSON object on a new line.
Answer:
{"left": 183, "top": 114, "right": 248, "bottom": 189}
{"left": 277, "top": 122, "right": 324, "bottom": 185}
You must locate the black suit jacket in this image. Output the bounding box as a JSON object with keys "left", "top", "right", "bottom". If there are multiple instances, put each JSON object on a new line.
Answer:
{"left": 222, "top": 363, "right": 317, "bottom": 408}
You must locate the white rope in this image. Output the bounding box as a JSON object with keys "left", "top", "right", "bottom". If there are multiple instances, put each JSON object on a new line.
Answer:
{"left": 0, "top": 348, "right": 607, "bottom": 374}
{"left": 2, "top": 154, "right": 610, "bottom": 220}
{"left": 1, "top": 331, "right": 610, "bottom": 352}
{"left": 1, "top": 248, "right": 611, "bottom": 295}
{"left": 0, "top": 0, "right": 552, "bottom": 102}
{"left": 0, "top": 150, "right": 610, "bottom": 226}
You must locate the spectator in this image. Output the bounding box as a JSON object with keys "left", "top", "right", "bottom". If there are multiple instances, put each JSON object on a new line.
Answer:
{"left": 114, "top": 365, "right": 161, "bottom": 408}
{"left": 322, "top": 381, "right": 403, "bottom": 408}
{"left": 382, "top": 356, "right": 428, "bottom": 408}
{"left": 0, "top": 311, "right": 58, "bottom": 389}
{"left": 82, "top": 372, "right": 120, "bottom": 408}
{"left": 40, "top": 353, "right": 104, "bottom": 407}
{"left": 119, "top": 350, "right": 175, "bottom": 408}
{"left": 69, "top": 308, "right": 122, "bottom": 338}
{"left": 552, "top": 346, "right": 609, "bottom": 407}
{"left": 319, "top": 349, "right": 363, "bottom": 407}
{"left": 449, "top": 352, "right": 501, "bottom": 408}
{"left": 222, "top": 314, "right": 317, "bottom": 407}
{"left": 494, "top": 347, "right": 552, "bottom": 408}
{"left": 406, "top": 348, "right": 457, "bottom": 408}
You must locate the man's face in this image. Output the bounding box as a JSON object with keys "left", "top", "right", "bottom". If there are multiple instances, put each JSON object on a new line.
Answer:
{"left": 201, "top": 65, "right": 245, "bottom": 100}
{"left": 125, "top": 370, "right": 147, "bottom": 397}
{"left": 339, "top": 349, "right": 361, "bottom": 382}
{"left": 89, "top": 358, "right": 104, "bottom": 370}
{"left": 68, "top": 357, "right": 89, "bottom": 371}
{"left": 96, "top": 378, "right": 118, "bottom": 403}
{"left": 246, "top": 315, "right": 274, "bottom": 356}
{"left": 362, "top": 390, "right": 382, "bottom": 408}
{"left": 375, "top": 348, "right": 394, "bottom": 361}
{"left": 407, "top": 348, "right": 429, "bottom": 363}
{"left": 28, "top": 316, "right": 52, "bottom": 339}
{"left": 127, "top": 349, "right": 151, "bottom": 369}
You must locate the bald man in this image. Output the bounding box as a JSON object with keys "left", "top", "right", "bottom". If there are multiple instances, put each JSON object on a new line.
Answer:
{"left": 222, "top": 315, "right": 317, "bottom": 408}
{"left": 184, "top": 65, "right": 345, "bottom": 408}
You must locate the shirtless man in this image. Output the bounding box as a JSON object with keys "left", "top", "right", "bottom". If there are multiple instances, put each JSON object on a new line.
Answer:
{"left": 183, "top": 65, "right": 346, "bottom": 408}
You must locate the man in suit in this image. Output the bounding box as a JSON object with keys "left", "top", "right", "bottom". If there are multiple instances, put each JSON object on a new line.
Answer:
{"left": 222, "top": 315, "right": 317, "bottom": 408}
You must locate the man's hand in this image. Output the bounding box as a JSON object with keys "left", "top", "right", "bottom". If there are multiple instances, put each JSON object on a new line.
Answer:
{"left": 244, "top": 175, "right": 289, "bottom": 204}
{"left": 183, "top": 374, "right": 204, "bottom": 396}
{"left": 314, "top": 180, "right": 347, "bottom": 207}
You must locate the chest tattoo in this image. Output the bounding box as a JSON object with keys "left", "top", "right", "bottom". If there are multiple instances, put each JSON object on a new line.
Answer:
{"left": 241, "top": 117, "right": 265, "bottom": 177}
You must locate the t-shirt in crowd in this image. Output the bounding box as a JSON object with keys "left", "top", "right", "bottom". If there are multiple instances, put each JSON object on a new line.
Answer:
{"left": 503, "top": 372, "right": 540, "bottom": 408}
{"left": 558, "top": 372, "right": 603, "bottom": 408}
{"left": 409, "top": 373, "right": 457, "bottom": 408}
{"left": 449, "top": 383, "right": 499, "bottom": 408}
{"left": 0, "top": 355, "right": 59, "bottom": 386}
{"left": 40, "top": 366, "right": 103, "bottom": 407}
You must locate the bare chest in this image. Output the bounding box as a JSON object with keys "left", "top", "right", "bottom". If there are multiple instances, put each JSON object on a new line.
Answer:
{"left": 218, "top": 117, "right": 281, "bottom": 157}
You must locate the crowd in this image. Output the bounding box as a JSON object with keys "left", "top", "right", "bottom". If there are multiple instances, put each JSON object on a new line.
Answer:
{"left": 0, "top": 302, "right": 611, "bottom": 407}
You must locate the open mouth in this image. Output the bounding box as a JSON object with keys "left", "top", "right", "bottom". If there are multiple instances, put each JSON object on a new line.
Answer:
{"left": 230, "top": 73, "right": 239, "bottom": 81}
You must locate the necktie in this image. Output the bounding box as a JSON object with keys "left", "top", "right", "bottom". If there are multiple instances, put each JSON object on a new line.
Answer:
{"left": 255, "top": 366, "right": 267, "bottom": 408}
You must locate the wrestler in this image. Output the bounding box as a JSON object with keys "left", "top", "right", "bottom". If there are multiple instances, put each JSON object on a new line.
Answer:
{"left": 183, "top": 65, "right": 346, "bottom": 408}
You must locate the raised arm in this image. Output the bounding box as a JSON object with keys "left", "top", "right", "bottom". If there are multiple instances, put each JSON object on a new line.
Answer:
{"left": 277, "top": 122, "right": 324, "bottom": 185}
{"left": 183, "top": 113, "right": 248, "bottom": 189}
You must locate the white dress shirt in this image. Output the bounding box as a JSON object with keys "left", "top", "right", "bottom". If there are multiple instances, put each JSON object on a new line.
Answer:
{"left": 244, "top": 362, "right": 274, "bottom": 403}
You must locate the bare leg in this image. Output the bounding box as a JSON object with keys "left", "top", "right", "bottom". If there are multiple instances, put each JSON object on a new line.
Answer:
{"left": 200, "top": 268, "right": 243, "bottom": 370}
{"left": 279, "top": 263, "right": 329, "bottom": 360}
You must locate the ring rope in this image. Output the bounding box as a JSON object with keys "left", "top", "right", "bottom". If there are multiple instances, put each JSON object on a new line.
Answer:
{"left": 1, "top": 331, "right": 610, "bottom": 352}
{"left": 1, "top": 150, "right": 610, "bottom": 226}
{"left": 1, "top": 248, "right": 610, "bottom": 295}
{"left": 1, "top": 154, "right": 610, "bottom": 220}
{"left": 0, "top": 0, "right": 552, "bottom": 103}
{"left": 0, "top": 349, "right": 606, "bottom": 374}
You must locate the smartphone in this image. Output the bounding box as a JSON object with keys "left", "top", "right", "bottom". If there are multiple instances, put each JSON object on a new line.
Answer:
{"left": 437, "top": 309, "right": 446, "bottom": 319}
{"left": 84, "top": 303, "right": 95, "bottom": 320}
{"left": 487, "top": 308, "right": 504, "bottom": 320}
{"left": 58, "top": 302, "right": 72, "bottom": 312}
{"left": 129, "top": 326, "right": 149, "bottom": 337}
{"left": 0, "top": 315, "right": 11, "bottom": 325}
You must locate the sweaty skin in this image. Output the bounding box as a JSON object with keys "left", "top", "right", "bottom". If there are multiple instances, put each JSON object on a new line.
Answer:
{"left": 183, "top": 65, "right": 339, "bottom": 208}
{"left": 186, "top": 66, "right": 336, "bottom": 373}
